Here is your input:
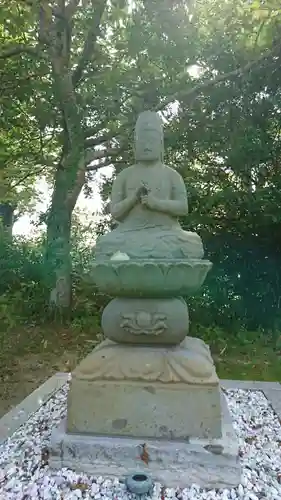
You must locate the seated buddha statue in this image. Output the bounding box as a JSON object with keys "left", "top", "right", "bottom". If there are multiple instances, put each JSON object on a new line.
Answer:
{"left": 95, "top": 111, "right": 204, "bottom": 261}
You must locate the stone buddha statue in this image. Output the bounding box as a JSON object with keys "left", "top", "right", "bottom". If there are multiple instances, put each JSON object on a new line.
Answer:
{"left": 95, "top": 111, "right": 204, "bottom": 261}
{"left": 64, "top": 112, "right": 224, "bottom": 453}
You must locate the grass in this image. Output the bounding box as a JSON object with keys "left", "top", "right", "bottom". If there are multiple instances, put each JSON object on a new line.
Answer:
{"left": 0, "top": 321, "right": 280, "bottom": 418}
{"left": 196, "top": 324, "right": 281, "bottom": 382}
{"left": 213, "top": 345, "right": 281, "bottom": 381}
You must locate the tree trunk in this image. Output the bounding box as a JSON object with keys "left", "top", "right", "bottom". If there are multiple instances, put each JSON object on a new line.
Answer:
{"left": 45, "top": 156, "right": 84, "bottom": 314}
{"left": 46, "top": 192, "right": 72, "bottom": 314}
{"left": 41, "top": 0, "right": 107, "bottom": 313}
{"left": 0, "top": 203, "right": 14, "bottom": 241}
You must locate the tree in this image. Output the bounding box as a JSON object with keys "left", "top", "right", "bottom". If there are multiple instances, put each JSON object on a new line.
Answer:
{"left": 1, "top": 0, "right": 281, "bottom": 315}
{"left": 0, "top": 0, "right": 205, "bottom": 308}
{"left": 163, "top": 0, "right": 281, "bottom": 330}
{"left": 0, "top": 0, "right": 57, "bottom": 237}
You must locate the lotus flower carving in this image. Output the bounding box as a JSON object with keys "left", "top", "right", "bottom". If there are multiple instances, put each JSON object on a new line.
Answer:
{"left": 90, "top": 259, "right": 212, "bottom": 298}
{"left": 120, "top": 311, "right": 167, "bottom": 336}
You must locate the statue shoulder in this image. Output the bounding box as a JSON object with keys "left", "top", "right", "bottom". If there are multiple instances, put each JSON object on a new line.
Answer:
{"left": 115, "top": 165, "right": 135, "bottom": 182}
{"left": 163, "top": 164, "right": 184, "bottom": 183}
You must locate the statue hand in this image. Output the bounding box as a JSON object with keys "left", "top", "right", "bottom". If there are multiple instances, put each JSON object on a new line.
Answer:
{"left": 129, "top": 187, "right": 144, "bottom": 206}
{"left": 140, "top": 193, "right": 158, "bottom": 210}
{"left": 135, "top": 184, "right": 149, "bottom": 200}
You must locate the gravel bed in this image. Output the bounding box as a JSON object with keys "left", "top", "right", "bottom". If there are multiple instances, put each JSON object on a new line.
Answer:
{"left": 0, "top": 383, "right": 281, "bottom": 500}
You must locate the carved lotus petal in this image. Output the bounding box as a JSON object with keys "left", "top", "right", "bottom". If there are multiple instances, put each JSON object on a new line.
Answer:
{"left": 166, "top": 262, "right": 189, "bottom": 291}
{"left": 90, "top": 259, "right": 212, "bottom": 298}
{"left": 138, "top": 262, "right": 165, "bottom": 293}
{"left": 74, "top": 337, "right": 218, "bottom": 384}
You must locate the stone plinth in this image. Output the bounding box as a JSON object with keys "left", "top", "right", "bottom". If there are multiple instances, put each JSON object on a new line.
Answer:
{"left": 66, "top": 337, "right": 222, "bottom": 439}
{"left": 50, "top": 395, "right": 241, "bottom": 489}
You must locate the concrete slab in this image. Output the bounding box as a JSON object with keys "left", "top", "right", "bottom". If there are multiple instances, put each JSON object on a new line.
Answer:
{"left": 262, "top": 388, "right": 281, "bottom": 419}
{"left": 220, "top": 380, "right": 281, "bottom": 419}
{"left": 49, "top": 394, "right": 241, "bottom": 489}
{"left": 220, "top": 379, "right": 280, "bottom": 391}
{"left": 0, "top": 372, "right": 68, "bottom": 445}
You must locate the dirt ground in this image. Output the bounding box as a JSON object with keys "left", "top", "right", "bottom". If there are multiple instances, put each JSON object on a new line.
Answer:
{"left": 0, "top": 350, "right": 80, "bottom": 417}
{"left": 0, "top": 325, "right": 98, "bottom": 418}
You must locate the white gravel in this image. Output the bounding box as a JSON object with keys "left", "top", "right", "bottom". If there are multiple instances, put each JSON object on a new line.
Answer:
{"left": 0, "top": 384, "right": 281, "bottom": 500}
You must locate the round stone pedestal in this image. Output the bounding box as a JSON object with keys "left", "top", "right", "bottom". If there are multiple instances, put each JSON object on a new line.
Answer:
{"left": 101, "top": 297, "right": 189, "bottom": 345}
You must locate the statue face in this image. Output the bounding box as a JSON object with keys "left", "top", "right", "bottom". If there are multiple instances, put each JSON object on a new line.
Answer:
{"left": 135, "top": 126, "right": 162, "bottom": 162}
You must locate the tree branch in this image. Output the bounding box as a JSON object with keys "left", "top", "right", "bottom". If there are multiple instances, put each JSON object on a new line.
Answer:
{"left": 65, "top": 0, "right": 80, "bottom": 19}
{"left": 0, "top": 45, "right": 39, "bottom": 59}
{"left": 85, "top": 142, "right": 127, "bottom": 171}
{"left": 156, "top": 44, "right": 281, "bottom": 112}
{"left": 84, "top": 130, "right": 111, "bottom": 148}
{"left": 85, "top": 147, "right": 117, "bottom": 166}
{"left": 84, "top": 118, "right": 134, "bottom": 148}
{"left": 82, "top": 41, "right": 281, "bottom": 187}
{"left": 9, "top": 163, "right": 51, "bottom": 191}
{"left": 72, "top": 0, "right": 106, "bottom": 87}
{"left": 84, "top": 48, "right": 279, "bottom": 154}
{"left": 18, "top": 0, "right": 64, "bottom": 18}
{"left": 86, "top": 157, "right": 114, "bottom": 173}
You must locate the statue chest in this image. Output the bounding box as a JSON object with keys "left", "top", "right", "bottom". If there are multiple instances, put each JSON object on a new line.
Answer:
{"left": 125, "top": 168, "right": 171, "bottom": 198}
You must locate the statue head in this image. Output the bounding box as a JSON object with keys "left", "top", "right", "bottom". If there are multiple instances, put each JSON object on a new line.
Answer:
{"left": 134, "top": 111, "right": 164, "bottom": 162}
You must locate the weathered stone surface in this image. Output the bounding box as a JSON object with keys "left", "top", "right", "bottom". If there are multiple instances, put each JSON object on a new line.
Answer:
{"left": 70, "top": 337, "right": 218, "bottom": 384}
{"left": 67, "top": 380, "right": 222, "bottom": 439}
{"left": 56, "top": 112, "right": 233, "bottom": 488}
{"left": 91, "top": 259, "right": 212, "bottom": 298}
{"left": 50, "top": 394, "right": 241, "bottom": 489}
{"left": 66, "top": 338, "right": 222, "bottom": 439}
{"left": 102, "top": 297, "right": 189, "bottom": 344}
{"left": 94, "top": 111, "right": 206, "bottom": 262}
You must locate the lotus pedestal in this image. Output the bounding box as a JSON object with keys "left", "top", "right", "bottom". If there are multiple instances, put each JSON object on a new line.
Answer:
{"left": 49, "top": 257, "right": 241, "bottom": 488}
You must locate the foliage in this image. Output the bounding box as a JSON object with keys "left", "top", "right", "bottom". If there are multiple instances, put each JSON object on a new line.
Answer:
{"left": 1, "top": 0, "right": 281, "bottom": 347}
{"left": 0, "top": 228, "right": 107, "bottom": 331}
{"left": 1, "top": 232, "right": 281, "bottom": 342}
{"left": 0, "top": 1, "right": 57, "bottom": 217}
{"left": 3, "top": 0, "right": 281, "bottom": 310}
{"left": 0, "top": 238, "right": 47, "bottom": 329}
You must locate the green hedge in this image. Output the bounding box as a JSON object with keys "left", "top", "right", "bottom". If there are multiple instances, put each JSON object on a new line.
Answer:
{"left": 0, "top": 236, "right": 280, "bottom": 340}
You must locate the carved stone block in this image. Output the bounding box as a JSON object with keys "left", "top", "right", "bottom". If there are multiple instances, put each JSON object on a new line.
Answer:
{"left": 50, "top": 394, "right": 241, "bottom": 489}
{"left": 102, "top": 297, "right": 189, "bottom": 345}
{"left": 66, "top": 337, "right": 222, "bottom": 439}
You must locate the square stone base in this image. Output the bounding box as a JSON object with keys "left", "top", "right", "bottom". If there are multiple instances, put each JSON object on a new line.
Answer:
{"left": 49, "top": 395, "right": 241, "bottom": 489}
{"left": 67, "top": 379, "right": 222, "bottom": 440}
{"left": 66, "top": 338, "right": 223, "bottom": 440}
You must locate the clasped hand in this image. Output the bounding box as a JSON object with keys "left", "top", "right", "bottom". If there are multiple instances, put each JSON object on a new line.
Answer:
{"left": 135, "top": 185, "right": 157, "bottom": 210}
{"left": 141, "top": 192, "right": 157, "bottom": 209}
